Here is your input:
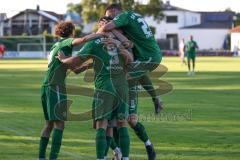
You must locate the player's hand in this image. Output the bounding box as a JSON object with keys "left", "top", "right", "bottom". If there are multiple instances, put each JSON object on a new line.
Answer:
{"left": 122, "top": 41, "right": 133, "bottom": 49}
{"left": 96, "top": 26, "right": 104, "bottom": 34}
{"left": 72, "top": 63, "right": 92, "bottom": 74}
{"left": 103, "top": 32, "right": 115, "bottom": 38}
{"left": 56, "top": 52, "right": 66, "bottom": 62}
{"left": 102, "top": 38, "right": 121, "bottom": 48}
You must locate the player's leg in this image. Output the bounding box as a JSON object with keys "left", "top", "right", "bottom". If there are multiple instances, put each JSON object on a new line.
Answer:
{"left": 128, "top": 114, "right": 156, "bottom": 160}
{"left": 39, "top": 121, "right": 53, "bottom": 160}
{"left": 116, "top": 87, "right": 130, "bottom": 160}
{"left": 112, "top": 126, "right": 119, "bottom": 147}
{"left": 105, "top": 127, "right": 113, "bottom": 158}
{"left": 49, "top": 120, "right": 65, "bottom": 160}
{"left": 46, "top": 85, "right": 67, "bottom": 160}
{"left": 192, "top": 56, "right": 196, "bottom": 75}
{"left": 138, "top": 75, "right": 163, "bottom": 114}
{"left": 111, "top": 127, "right": 122, "bottom": 159}
{"left": 39, "top": 86, "right": 53, "bottom": 159}
{"left": 96, "top": 120, "right": 108, "bottom": 160}
{"left": 128, "top": 80, "right": 156, "bottom": 160}
{"left": 93, "top": 90, "right": 115, "bottom": 160}
{"left": 117, "top": 120, "right": 130, "bottom": 160}
{"left": 106, "top": 120, "right": 122, "bottom": 160}
{"left": 187, "top": 57, "right": 191, "bottom": 75}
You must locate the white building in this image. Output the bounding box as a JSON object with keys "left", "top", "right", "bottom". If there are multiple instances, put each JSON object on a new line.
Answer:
{"left": 230, "top": 26, "right": 240, "bottom": 55}
{"left": 0, "top": 13, "right": 7, "bottom": 36}
{"left": 145, "top": 1, "right": 201, "bottom": 40}
{"left": 146, "top": 1, "right": 235, "bottom": 50}
{"left": 2, "top": 6, "right": 63, "bottom": 36}
{"left": 179, "top": 12, "right": 234, "bottom": 50}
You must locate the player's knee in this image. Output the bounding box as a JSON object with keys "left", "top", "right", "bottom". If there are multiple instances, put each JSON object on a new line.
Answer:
{"left": 45, "top": 121, "right": 54, "bottom": 131}
{"left": 106, "top": 127, "right": 113, "bottom": 137}
{"left": 128, "top": 114, "right": 138, "bottom": 128}
{"left": 96, "top": 119, "right": 108, "bottom": 130}
{"left": 41, "top": 121, "right": 54, "bottom": 137}
{"left": 117, "top": 119, "right": 128, "bottom": 128}
{"left": 54, "top": 121, "right": 65, "bottom": 130}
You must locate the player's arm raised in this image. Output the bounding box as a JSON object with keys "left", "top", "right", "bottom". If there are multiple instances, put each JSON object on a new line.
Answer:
{"left": 70, "top": 63, "right": 92, "bottom": 74}
{"left": 56, "top": 52, "right": 85, "bottom": 68}
{"left": 97, "top": 21, "right": 116, "bottom": 33}
{"left": 72, "top": 33, "right": 104, "bottom": 46}
{"left": 111, "top": 29, "right": 133, "bottom": 49}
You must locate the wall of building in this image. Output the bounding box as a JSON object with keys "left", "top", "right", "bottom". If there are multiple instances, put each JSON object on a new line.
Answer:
{"left": 231, "top": 33, "right": 240, "bottom": 52}
{"left": 179, "top": 29, "right": 229, "bottom": 50}
{"left": 145, "top": 10, "right": 201, "bottom": 39}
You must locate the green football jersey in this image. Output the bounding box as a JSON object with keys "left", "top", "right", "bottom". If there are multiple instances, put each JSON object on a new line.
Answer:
{"left": 113, "top": 10, "right": 161, "bottom": 59}
{"left": 76, "top": 38, "right": 128, "bottom": 93}
{"left": 42, "top": 38, "right": 74, "bottom": 86}
{"left": 186, "top": 40, "right": 198, "bottom": 54}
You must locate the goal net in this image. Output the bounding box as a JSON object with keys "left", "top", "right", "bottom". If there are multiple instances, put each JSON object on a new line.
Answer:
{"left": 0, "top": 36, "right": 54, "bottom": 58}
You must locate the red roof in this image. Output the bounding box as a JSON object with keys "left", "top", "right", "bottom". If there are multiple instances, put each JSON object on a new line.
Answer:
{"left": 230, "top": 26, "right": 240, "bottom": 33}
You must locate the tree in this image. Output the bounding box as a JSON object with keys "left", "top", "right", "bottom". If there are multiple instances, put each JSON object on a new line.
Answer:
{"left": 225, "top": 7, "right": 232, "bottom": 12}
{"left": 67, "top": 3, "right": 82, "bottom": 14}
{"left": 68, "top": 0, "right": 164, "bottom": 23}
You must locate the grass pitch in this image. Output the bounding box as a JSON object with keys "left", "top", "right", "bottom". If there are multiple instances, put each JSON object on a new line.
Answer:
{"left": 0, "top": 57, "right": 240, "bottom": 160}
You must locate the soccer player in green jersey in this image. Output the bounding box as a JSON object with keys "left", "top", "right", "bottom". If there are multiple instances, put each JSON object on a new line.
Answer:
{"left": 57, "top": 17, "right": 133, "bottom": 160}
{"left": 102, "top": 4, "right": 161, "bottom": 160}
{"left": 104, "top": 4, "right": 163, "bottom": 115}
{"left": 186, "top": 35, "right": 198, "bottom": 76}
{"left": 39, "top": 21, "right": 104, "bottom": 160}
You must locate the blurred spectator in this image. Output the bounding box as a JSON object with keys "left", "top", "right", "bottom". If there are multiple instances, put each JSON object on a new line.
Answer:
{"left": 0, "top": 44, "right": 5, "bottom": 59}
{"left": 179, "top": 38, "right": 187, "bottom": 65}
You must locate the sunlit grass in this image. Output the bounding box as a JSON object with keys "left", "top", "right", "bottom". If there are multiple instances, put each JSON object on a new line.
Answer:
{"left": 0, "top": 57, "right": 240, "bottom": 160}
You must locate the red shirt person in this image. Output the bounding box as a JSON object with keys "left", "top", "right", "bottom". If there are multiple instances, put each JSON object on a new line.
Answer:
{"left": 0, "top": 44, "right": 5, "bottom": 58}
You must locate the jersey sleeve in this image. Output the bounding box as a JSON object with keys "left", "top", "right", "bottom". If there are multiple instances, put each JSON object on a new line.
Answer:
{"left": 61, "top": 38, "right": 74, "bottom": 48}
{"left": 194, "top": 41, "right": 198, "bottom": 47}
{"left": 113, "top": 11, "right": 130, "bottom": 27}
{"left": 76, "top": 41, "right": 93, "bottom": 60}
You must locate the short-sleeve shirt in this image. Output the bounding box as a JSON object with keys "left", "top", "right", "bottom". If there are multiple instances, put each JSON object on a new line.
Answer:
{"left": 186, "top": 40, "right": 198, "bottom": 54}
{"left": 113, "top": 11, "right": 161, "bottom": 60}
{"left": 76, "top": 38, "right": 128, "bottom": 94}
{"left": 42, "top": 38, "right": 74, "bottom": 86}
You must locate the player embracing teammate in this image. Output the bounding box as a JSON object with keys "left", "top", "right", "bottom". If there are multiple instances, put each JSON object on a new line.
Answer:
{"left": 38, "top": 3, "right": 162, "bottom": 160}
{"left": 100, "top": 4, "right": 163, "bottom": 160}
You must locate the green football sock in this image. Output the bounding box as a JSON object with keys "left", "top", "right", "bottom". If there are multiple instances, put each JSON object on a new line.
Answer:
{"left": 118, "top": 127, "right": 130, "bottom": 157}
{"left": 39, "top": 137, "right": 49, "bottom": 158}
{"left": 49, "top": 129, "right": 63, "bottom": 160}
{"left": 105, "top": 136, "right": 112, "bottom": 156}
{"left": 112, "top": 127, "right": 119, "bottom": 146}
{"left": 96, "top": 128, "right": 106, "bottom": 159}
{"left": 110, "top": 136, "right": 118, "bottom": 150}
{"left": 133, "top": 122, "right": 149, "bottom": 143}
{"left": 139, "top": 75, "right": 157, "bottom": 100}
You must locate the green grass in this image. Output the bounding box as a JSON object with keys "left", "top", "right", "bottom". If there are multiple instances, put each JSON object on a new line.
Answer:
{"left": 0, "top": 57, "right": 240, "bottom": 160}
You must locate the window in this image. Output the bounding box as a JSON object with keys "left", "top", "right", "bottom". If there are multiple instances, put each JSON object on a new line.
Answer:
{"left": 192, "top": 17, "right": 197, "bottom": 23}
{"left": 166, "top": 16, "right": 178, "bottom": 23}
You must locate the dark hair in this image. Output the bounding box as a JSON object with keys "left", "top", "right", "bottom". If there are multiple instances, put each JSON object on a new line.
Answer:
{"left": 98, "top": 16, "right": 113, "bottom": 22}
{"left": 105, "top": 3, "right": 122, "bottom": 13}
{"left": 55, "top": 21, "right": 75, "bottom": 38}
